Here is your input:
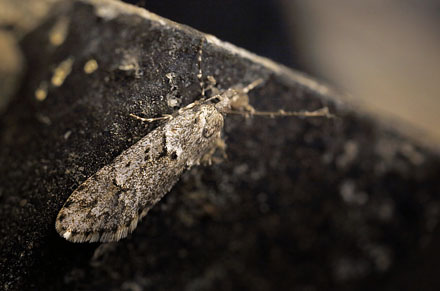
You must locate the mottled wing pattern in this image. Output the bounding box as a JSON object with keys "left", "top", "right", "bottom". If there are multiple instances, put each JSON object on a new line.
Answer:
{"left": 55, "top": 104, "right": 224, "bottom": 243}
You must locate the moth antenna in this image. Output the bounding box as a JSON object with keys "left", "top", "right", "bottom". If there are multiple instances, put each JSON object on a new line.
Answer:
{"left": 225, "top": 107, "right": 335, "bottom": 118}
{"left": 197, "top": 38, "right": 206, "bottom": 98}
{"left": 241, "top": 78, "right": 264, "bottom": 94}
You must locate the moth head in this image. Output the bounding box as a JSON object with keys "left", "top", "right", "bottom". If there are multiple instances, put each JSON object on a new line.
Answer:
{"left": 213, "top": 89, "right": 235, "bottom": 113}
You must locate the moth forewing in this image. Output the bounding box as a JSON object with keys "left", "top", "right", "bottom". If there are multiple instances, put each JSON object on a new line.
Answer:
{"left": 55, "top": 103, "right": 224, "bottom": 243}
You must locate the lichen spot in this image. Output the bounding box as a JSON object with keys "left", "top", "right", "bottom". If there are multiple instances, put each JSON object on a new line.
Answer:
{"left": 35, "top": 81, "right": 48, "bottom": 101}
{"left": 84, "top": 59, "right": 98, "bottom": 74}
{"left": 49, "top": 16, "right": 70, "bottom": 46}
{"left": 51, "top": 57, "right": 74, "bottom": 87}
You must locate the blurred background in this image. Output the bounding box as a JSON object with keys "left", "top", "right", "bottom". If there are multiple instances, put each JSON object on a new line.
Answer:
{"left": 134, "top": 0, "right": 440, "bottom": 148}
{"left": 2, "top": 0, "right": 439, "bottom": 147}
{"left": 1, "top": 1, "right": 439, "bottom": 290}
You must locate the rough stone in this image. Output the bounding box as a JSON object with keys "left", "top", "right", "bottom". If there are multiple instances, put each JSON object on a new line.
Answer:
{"left": 1, "top": 0, "right": 439, "bottom": 290}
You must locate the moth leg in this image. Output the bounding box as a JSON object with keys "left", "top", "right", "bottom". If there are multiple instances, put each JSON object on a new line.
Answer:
{"left": 201, "top": 137, "right": 227, "bottom": 165}
{"left": 229, "top": 90, "right": 256, "bottom": 116}
{"left": 205, "top": 75, "right": 219, "bottom": 97}
{"left": 228, "top": 79, "right": 265, "bottom": 114}
{"left": 129, "top": 113, "right": 173, "bottom": 123}
{"left": 227, "top": 79, "right": 334, "bottom": 118}
{"left": 197, "top": 38, "right": 220, "bottom": 99}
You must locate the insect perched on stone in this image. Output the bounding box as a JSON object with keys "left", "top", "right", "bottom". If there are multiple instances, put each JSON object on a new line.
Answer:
{"left": 55, "top": 39, "right": 333, "bottom": 243}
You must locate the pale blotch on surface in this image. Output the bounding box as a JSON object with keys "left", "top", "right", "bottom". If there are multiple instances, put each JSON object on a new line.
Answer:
{"left": 165, "top": 72, "right": 182, "bottom": 108}
{"left": 51, "top": 57, "right": 74, "bottom": 87}
{"left": 84, "top": 59, "right": 98, "bottom": 74}
{"left": 35, "top": 81, "right": 48, "bottom": 101}
{"left": 64, "top": 130, "right": 72, "bottom": 140}
{"left": 49, "top": 16, "right": 70, "bottom": 46}
{"left": 167, "top": 96, "right": 179, "bottom": 107}
{"left": 118, "top": 52, "right": 141, "bottom": 77}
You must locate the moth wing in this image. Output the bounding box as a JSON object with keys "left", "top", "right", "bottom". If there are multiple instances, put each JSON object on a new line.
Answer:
{"left": 55, "top": 131, "right": 167, "bottom": 243}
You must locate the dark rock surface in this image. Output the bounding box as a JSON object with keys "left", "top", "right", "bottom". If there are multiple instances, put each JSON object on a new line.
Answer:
{"left": 1, "top": 0, "right": 439, "bottom": 290}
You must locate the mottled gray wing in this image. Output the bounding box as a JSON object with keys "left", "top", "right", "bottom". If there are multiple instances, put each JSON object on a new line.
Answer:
{"left": 55, "top": 103, "right": 224, "bottom": 243}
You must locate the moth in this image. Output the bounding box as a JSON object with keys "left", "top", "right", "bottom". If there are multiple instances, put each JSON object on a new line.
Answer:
{"left": 55, "top": 41, "right": 332, "bottom": 243}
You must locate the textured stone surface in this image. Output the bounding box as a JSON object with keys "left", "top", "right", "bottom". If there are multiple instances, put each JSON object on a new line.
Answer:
{"left": 1, "top": 0, "right": 439, "bottom": 290}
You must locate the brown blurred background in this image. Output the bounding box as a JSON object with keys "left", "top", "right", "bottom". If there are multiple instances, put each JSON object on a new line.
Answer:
{"left": 283, "top": 0, "right": 440, "bottom": 148}
{"left": 1, "top": 0, "right": 440, "bottom": 147}
{"left": 143, "top": 0, "right": 440, "bottom": 148}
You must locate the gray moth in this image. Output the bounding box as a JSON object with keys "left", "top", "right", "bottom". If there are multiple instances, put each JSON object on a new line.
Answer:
{"left": 55, "top": 38, "right": 333, "bottom": 243}
{"left": 55, "top": 78, "right": 263, "bottom": 243}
